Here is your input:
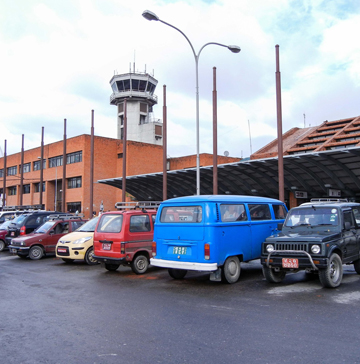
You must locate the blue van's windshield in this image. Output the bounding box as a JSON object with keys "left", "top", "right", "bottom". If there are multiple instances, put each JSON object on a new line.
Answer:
{"left": 160, "top": 206, "right": 202, "bottom": 223}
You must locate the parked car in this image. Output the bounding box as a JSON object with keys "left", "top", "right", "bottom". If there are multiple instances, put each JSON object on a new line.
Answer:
{"left": 151, "top": 195, "right": 288, "bottom": 283}
{"left": 5, "top": 211, "right": 68, "bottom": 247}
{"left": 8, "top": 216, "right": 85, "bottom": 260}
{"left": 93, "top": 207, "right": 157, "bottom": 274}
{"left": 0, "top": 211, "right": 18, "bottom": 224}
{"left": 0, "top": 220, "right": 14, "bottom": 251}
{"left": 261, "top": 200, "right": 360, "bottom": 288}
{"left": 56, "top": 216, "right": 99, "bottom": 265}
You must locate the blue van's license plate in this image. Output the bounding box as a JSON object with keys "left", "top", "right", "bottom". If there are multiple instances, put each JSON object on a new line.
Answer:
{"left": 173, "top": 246, "right": 187, "bottom": 255}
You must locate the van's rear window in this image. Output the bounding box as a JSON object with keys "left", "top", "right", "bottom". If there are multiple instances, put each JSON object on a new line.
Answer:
{"left": 160, "top": 206, "right": 202, "bottom": 223}
{"left": 97, "top": 214, "right": 123, "bottom": 233}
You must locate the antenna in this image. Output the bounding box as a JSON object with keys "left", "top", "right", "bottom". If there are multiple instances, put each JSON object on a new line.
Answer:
{"left": 248, "top": 119, "right": 252, "bottom": 155}
{"left": 133, "top": 50, "right": 136, "bottom": 73}
{"left": 224, "top": 151, "right": 229, "bottom": 157}
{"left": 303, "top": 113, "right": 306, "bottom": 128}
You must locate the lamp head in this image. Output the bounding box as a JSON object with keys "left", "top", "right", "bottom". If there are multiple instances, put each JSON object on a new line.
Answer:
{"left": 228, "top": 45, "right": 241, "bottom": 53}
{"left": 142, "top": 10, "right": 159, "bottom": 21}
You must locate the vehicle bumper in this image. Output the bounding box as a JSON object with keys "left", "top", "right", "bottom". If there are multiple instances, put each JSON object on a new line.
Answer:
{"left": 150, "top": 258, "right": 218, "bottom": 271}
{"left": 261, "top": 250, "right": 328, "bottom": 270}
{"left": 93, "top": 255, "right": 127, "bottom": 264}
{"left": 5, "top": 237, "right": 13, "bottom": 246}
{"left": 56, "top": 245, "right": 86, "bottom": 260}
{"left": 8, "top": 245, "right": 30, "bottom": 256}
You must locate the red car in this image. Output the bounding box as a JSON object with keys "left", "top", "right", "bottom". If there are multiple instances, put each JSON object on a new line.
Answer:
{"left": 0, "top": 220, "right": 13, "bottom": 252}
{"left": 8, "top": 217, "right": 85, "bottom": 260}
{"left": 93, "top": 208, "right": 157, "bottom": 274}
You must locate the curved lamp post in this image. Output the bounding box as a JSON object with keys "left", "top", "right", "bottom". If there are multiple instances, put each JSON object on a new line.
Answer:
{"left": 142, "top": 10, "right": 240, "bottom": 195}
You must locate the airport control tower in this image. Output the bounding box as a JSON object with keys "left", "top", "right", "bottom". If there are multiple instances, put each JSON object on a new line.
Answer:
{"left": 109, "top": 69, "right": 162, "bottom": 145}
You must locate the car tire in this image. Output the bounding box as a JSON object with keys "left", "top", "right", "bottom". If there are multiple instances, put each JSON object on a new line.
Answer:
{"left": 29, "top": 246, "right": 44, "bottom": 260}
{"left": 0, "top": 239, "right": 5, "bottom": 252}
{"left": 262, "top": 265, "right": 286, "bottom": 283}
{"left": 319, "top": 253, "right": 343, "bottom": 288}
{"left": 168, "top": 268, "right": 187, "bottom": 279}
{"left": 85, "top": 247, "right": 98, "bottom": 266}
{"left": 221, "top": 256, "right": 241, "bottom": 284}
{"left": 353, "top": 259, "right": 360, "bottom": 274}
{"left": 105, "top": 263, "right": 120, "bottom": 272}
{"left": 62, "top": 258, "right": 74, "bottom": 263}
{"left": 131, "top": 254, "right": 149, "bottom": 274}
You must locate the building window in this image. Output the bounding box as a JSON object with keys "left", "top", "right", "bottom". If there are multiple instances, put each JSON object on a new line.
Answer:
{"left": 33, "top": 160, "right": 46, "bottom": 171}
{"left": 8, "top": 186, "right": 17, "bottom": 195}
{"left": 68, "top": 177, "right": 82, "bottom": 189}
{"left": 139, "top": 115, "right": 147, "bottom": 124}
{"left": 120, "top": 128, "right": 124, "bottom": 140}
{"left": 0, "top": 169, "right": 3, "bottom": 178}
{"left": 67, "top": 202, "right": 81, "bottom": 214}
{"left": 67, "top": 151, "right": 82, "bottom": 164}
{"left": 49, "top": 156, "right": 63, "bottom": 168}
{"left": 22, "top": 163, "right": 31, "bottom": 173}
{"left": 117, "top": 153, "right": 123, "bottom": 159}
{"left": 7, "top": 166, "right": 17, "bottom": 176}
{"left": 23, "top": 184, "right": 30, "bottom": 194}
{"left": 34, "top": 182, "right": 45, "bottom": 193}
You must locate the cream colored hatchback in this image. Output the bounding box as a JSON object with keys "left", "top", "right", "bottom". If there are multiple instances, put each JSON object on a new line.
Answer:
{"left": 56, "top": 216, "right": 99, "bottom": 265}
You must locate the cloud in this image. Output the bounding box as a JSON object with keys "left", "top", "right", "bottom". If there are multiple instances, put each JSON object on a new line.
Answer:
{"left": 0, "top": 0, "right": 359, "bottom": 162}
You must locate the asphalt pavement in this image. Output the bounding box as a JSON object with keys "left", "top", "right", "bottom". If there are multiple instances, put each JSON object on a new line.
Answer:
{"left": 1, "top": 251, "right": 360, "bottom": 364}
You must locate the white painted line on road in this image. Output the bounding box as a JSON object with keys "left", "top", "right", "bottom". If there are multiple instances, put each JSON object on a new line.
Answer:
{"left": 0, "top": 255, "right": 18, "bottom": 260}
{"left": 267, "top": 283, "right": 322, "bottom": 295}
{"left": 333, "top": 292, "right": 360, "bottom": 304}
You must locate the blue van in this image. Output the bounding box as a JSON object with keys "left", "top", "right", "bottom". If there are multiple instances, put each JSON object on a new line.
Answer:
{"left": 150, "top": 195, "right": 287, "bottom": 283}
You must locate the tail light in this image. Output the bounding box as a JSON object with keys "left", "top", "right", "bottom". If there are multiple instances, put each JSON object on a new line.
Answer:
{"left": 204, "top": 243, "right": 210, "bottom": 260}
{"left": 20, "top": 226, "right": 26, "bottom": 236}
{"left": 121, "top": 243, "right": 125, "bottom": 254}
{"left": 152, "top": 242, "right": 156, "bottom": 257}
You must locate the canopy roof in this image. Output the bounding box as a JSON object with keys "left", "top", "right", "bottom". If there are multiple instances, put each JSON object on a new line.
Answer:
{"left": 98, "top": 147, "right": 360, "bottom": 202}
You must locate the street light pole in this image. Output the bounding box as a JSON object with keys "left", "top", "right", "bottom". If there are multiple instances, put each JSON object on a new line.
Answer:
{"left": 142, "top": 10, "right": 240, "bottom": 195}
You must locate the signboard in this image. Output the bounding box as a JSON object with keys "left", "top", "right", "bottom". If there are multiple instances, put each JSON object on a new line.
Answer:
{"left": 328, "top": 189, "right": 341, "bottom": 197}
{"left": 295, "top": 191, "right": 308, "bottom": 199}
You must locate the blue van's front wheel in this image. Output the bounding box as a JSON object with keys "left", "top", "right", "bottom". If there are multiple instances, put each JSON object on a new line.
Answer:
{"left": 168, "top": 268, "right": 187, "bottom": 280}
{"left": 222, "top": 256, "right": 241, "bottom": 284}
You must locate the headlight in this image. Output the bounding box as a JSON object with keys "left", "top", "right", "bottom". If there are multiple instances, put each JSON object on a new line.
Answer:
{"left": 72, "top": 237, "right": 92, "bottom": 245}
{"left": 311, "top": 245, "right": 321, "bottom": 254}
{"left": 266, "top": 244, "right": 275, "bottom": 253}
{"left": 21, "top": 241, "right": 26, "bottom": 246}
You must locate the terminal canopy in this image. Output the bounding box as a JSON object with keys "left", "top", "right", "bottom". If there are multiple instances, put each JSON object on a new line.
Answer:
{"left": 98, "top": 148, "right": 360, "bottom": 203}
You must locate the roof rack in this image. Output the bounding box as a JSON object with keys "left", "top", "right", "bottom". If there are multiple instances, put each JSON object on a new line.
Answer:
{"left": 115, "top": 201, "right": 161, "bottom": 210}
{"left": 48, "top": 214, "right": 81, "bottom": 221}
{"left": 310, "top": 198, "right": 348, "bottom": 202}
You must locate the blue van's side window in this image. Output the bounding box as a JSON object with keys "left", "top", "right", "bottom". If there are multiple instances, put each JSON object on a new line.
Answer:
{"left": 160, "top": 206, "right": 202, "bottom": 223}
{"left": 220, "top": 204, "right": 247, "bottom": 222}
{"left": 272, "top": 204, "right": 287, "bottom": 219}
{"left": 248, "top": 204, "right": 271, "bottom": 220}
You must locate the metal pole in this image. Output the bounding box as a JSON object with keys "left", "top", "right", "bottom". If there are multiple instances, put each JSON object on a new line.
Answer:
{"left": 39, "top": 127, "right": 44, "bottom": 208}
{"left": 275, "top": 45, "right": 285, "bottom": 202}
{"left": 90, "top": 110, "right": 94, "bottom": 218}
{"left": 20, "top": 134, "right": 24, "bottom": 206}
{"left": 3, "top": 140, "right": 6, "bottom": 208}
{"left": 55, "top": 166, "right": 57, "bottom": 211}
{"left": 62, "top": 119, "right": 67, "bottom": 212}
{"left": 212, "top": 67, "right": 218, "bottom": 195}
{"left": 163, "top": 85, "right": 167, "bottom": 201}
{"left": 122, "top": 100, "right": 127, "bottom": 203}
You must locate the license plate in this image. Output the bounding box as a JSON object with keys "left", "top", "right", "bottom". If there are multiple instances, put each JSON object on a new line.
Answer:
{"left": 282, "top": 258, "right": 299, "bottom": 268}
{"left": 173, "top": 246, "right": 187, "bottom": 255}
{"left": 11, "top": 232, "right": 15, "bottom": 236}
{"left": 57, "top": 248, "right": 67, "bottom": 253}
{"left": 103, "top": 243, "right": 111, "bottom": 251}
{"left": 10, "top": 248, "right": 17, "bottom": 254}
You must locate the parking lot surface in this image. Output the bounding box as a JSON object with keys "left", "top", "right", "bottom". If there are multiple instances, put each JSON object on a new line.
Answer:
{"left": 1, "top": 252, "right": 360, "bottom": 364}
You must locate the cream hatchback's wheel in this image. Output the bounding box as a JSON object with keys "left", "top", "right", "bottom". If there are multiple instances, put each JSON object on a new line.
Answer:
{"left": 85, "top": 247, "right": 98, "bottom": 265}
{"left": 221, "top": 256, "right": 241, "bottom": 284}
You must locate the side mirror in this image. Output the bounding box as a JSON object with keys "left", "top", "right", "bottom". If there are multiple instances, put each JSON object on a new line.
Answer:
{"left": 344, "top": 221, "right": 351, "bottom": 230}
{"left": 277, "top": 223, "right": 283, "bottom": 231}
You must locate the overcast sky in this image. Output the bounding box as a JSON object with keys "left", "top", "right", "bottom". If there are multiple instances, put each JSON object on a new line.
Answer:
{"left": 1, "top": 0, "right": 359, "bottom": 160}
